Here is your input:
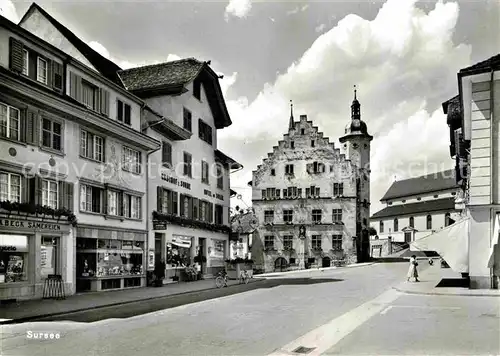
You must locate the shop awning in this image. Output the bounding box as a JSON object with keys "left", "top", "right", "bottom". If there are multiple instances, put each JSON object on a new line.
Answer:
{"left": 411, "top": 218, "right": 469, "bottom": 273}
{"left": 171, "top": 236, "right": 192, "bottom": 248}
{"left": 487, "top": 214, "right": 500, "bottom": 268}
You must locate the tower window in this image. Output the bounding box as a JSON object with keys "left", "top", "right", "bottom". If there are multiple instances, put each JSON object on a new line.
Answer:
{"left": 290, "top": 141, "right": 295, "bottom": 149}
{"left": 301, "top": 129, "right": 305, "bottom": 135}
{"left": 311, "top": 140, "right": 315, "bottom": 147}
{"left": 270, "top": 169, "right": 275, "bottom": 176}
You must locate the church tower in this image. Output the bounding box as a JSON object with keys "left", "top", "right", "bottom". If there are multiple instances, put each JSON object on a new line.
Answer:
{"left": 339, "top": 87, "right": 373, "bottom": 262}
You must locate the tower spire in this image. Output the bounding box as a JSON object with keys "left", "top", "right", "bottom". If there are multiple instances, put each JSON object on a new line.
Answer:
{"left": 351, "top": 85, "right": 360, "bottom": 121}
{"left": 289, "top": 100, "right": 294, "bottom": 130}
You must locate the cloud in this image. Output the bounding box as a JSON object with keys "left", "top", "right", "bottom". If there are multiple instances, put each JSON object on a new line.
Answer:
{"left": 315, "top": 23, "right": 326, "bottom": 33}
{"left": 225, "top": 0, "right": 252, "bottom": 21}
{"left": 0, "top": 0, "right": 19, "bottom": 23}
{"left": 287, "top": 4, "right": 310, "bottom": 15}
{"left": 218, "top": 0, "right": 472, "bottom": 213}
{"left": 87, "top": 41, "right": 180, "bottom": 70}
{"left": 219, "top": 72, "right": 238, "bottom": 98}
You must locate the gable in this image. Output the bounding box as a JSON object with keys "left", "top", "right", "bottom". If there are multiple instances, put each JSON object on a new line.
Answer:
{"left": 19, "top": 8, "right": 97, "bottom": 71}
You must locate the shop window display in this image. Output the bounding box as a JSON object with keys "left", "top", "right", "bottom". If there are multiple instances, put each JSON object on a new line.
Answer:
{"left": 41, "top": 237, "right": 58, "bottom": 277}
{"left": 76, "top": 238, "right": 144, "bottom": 278}
{"left": 166, "top": 243, "right": 190, "bottom": 267}
{"left": 0, "top": 235, "right": 28, "bottom": 283}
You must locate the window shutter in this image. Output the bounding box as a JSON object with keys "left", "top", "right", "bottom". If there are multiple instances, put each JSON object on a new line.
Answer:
{"left": 118, "top": 192, "right": 124, "bottom": 216}
{"left": 162, "top": 142, "right": 170, "bottom": 167}
{"left": 103, "top": 188, "right": 108, "bottom": 215}
{"left": 188, "top": 197, "right": 193, "bottom": 219}
{"left": 9, "top": 37, "right": 24, "bottom": 73}
{"left": 19, "top": 109, "right": 26, "bottom": 143}
{"left": 124, "top": 104, "right": 131, "bottom": 125}
{"left": 208, "top": 203, "right": 213, "bottom": 223}
{"left": 100, "top": 89, "right": 110, "bottom": 116}
{"left": 35, "top": 175, "right": 42, "bottom": 205}
{"left": 52, "top": 61, "right": 63, "bottom": 91}
{"left": 117, "top": 100, "right": 123, "bottom": 121}
{"left": 172, "top": 192, "right": 178, "bottom": 215}
{"left": 69, "top": 72, "right": 81, "bottom": 101}
{"left": 306, "top": 163, "right": 312, "bottom": 174}
{"left": 58, "top": 181, "right": 66, "bottom": 210}
{"left": 94, "top": 87, "right": 100, "bottom": 111}
{"left": 179, "top": 194, "right": 185, "bottom": 217}
{"left": 192, "top": 198, "right": 198, "bottom": 220}
{"left": 45, "top": 58, "right": 53, "bottom": 87}
{"left": 66, "top": 182, "right": 74, "bottom": 211}
{"left": 156, "top": 186, "right": 163, "bottom": 212}
{"left": 23, "top": 177, "right": 30, "bottom": 203}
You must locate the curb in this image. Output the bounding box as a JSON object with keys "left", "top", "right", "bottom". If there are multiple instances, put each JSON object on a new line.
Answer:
{"left": 257, "top": 262, "right": 375, "bottom": 278}
{"left": 392, "top": 286, "right": 500, "bottom": 297}
{"left": 0, "top": 279, "right": 266, "bottom": 325}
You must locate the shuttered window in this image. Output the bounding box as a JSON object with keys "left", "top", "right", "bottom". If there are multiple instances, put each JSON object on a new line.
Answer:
{"left": 183, "top": 152, "right": 192, "bottom": 177}
{"left": 80, "top": 129, "right": 104, "bottom": 162}
{"left": 9, "top": 37, "right": 24, "bottom": 73}
{"left": 162, "top": 141, "right": 172, "bottom": 168}
{"left": 52, "top": 61, "right": 63, "bottom": 91}
{"left": 198, "top": 119, "right": 213, "bottom": 145}
{"left": 22, "top": 49, "right": 28, "bottom": 76}
{"left": 41, "top": 117, "right": 62, "bottom": 152}
{"left": 0, "top": 172, "right": 21, "bottom": 203}
{"left": 0, "top": 103, "right": 20, "bottom": 141}
{"left": 117, "top": 100, "right": 131, "bottom": 125}
{"left": 157, "top": 187, "right": 178, "bottom": 215}
{"left": 183, "top": 108, "right": 192, "bottom": 132}
{"left": 201, "top": 160, "right": 209, "bottom": 184}
{"left": 37, "top": 57, "right": 48, "bottom": 84}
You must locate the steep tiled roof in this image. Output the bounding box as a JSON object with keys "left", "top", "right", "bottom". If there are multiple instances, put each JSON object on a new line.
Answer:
{"left": 118, "top": 58, "right": 204, "bottom": 91}
{"left": 380, "top": 170, "right": 458, "bottom": 201}
{"left": 20, "top": 3, "right": 124, "bottom": 86}
{"left": 370, "top": 198, "right": 456, "bottom": 219}
{"left": 459, "top": 53, "right": 500, "bottom": 75}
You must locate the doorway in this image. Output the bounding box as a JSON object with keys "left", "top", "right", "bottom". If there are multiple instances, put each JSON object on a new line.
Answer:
{"left": 198, "top": 238, "right": 206, "bottom": 274}
{"left": 321, "top": 256, "right": 331, "bottom": 268}
{"left": 274, "top": 257, "right": 288, "bottom": 272}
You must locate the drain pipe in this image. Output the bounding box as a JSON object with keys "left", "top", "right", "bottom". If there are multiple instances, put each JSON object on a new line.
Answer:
{"left": 489, "top": 67, "right": 495, "bottom": 288}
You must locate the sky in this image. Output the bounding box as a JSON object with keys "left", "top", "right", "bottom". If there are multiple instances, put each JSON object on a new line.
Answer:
{"left": 1, "top": 0, "right": 499, "bottom": 215}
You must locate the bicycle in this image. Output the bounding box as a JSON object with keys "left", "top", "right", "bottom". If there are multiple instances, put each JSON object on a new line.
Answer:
{"left": 239, "top": 269, "right": 250, "bottom": 284}
{"left": 215, "top": 270, "right": 228, "bottom": 288}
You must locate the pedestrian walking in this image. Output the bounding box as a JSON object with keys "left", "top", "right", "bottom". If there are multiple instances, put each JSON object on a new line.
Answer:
{"left": 407, "top": 255, "right": 419, "bottom": 282}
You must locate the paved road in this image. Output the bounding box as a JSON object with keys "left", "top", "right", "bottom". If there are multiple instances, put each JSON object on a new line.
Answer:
{"left": 1, "top": 263, "right": 499, "bottom": 356}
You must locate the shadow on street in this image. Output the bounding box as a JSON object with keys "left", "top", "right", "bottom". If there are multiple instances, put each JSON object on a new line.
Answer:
{"left": 22, "top": 277, "right": 344, "bottom": 324}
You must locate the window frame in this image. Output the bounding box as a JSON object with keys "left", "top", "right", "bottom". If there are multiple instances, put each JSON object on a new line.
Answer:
{"left": 0, "top": 102, "right": 21, "bottom": 141}
{"left": 379, "top": 221, "right": 384, "bottom": 233}
{"left": 285, "top": 164, "right": 294, "bottom": 175}
{"left": 283, "top": 235, "right": 293, "bottom": 250}
{"left": 332, "top": 209, "right": 342, "bottom": 223}
{"left": 22, "top": 49, "right": 29, "bottom": 76}
{"left": 333, "top": 183, "right": 344, "bottom": 196}
{"left": 394, "top": 218, "right": 399, "bottom": 232}
{"left": 122, "top": 146, "right": 142, "bottom": 174}
{"left": 283, "top": 209, "right": 293, "bottom": 223}
{"left": 264, "top": 210, "right": 274, "bottom": 223}
{"left": 426, "top": 215, "right": 432, "bottom": 230}
{"left": 311, "top": 235, "right": 322, "bottom": 249}
{"left": 117, "top": 99, "right": 131, "bottom": 125}
{"left": 183, "top": 107, "right": 192, "bottom": 132}
{"left": 41, "top": 117, "right": 63, "bottom": 152}
{"left": 183, "top": 152, "right": 192, "bottom": 178}
{"left": 42, "top": 179, "right": 58, "bottom": 209}
{"left": 80, "top": 184, "right": 104, "bottom": 214}
{"left": 216, "top": 164, "right": 224, "bottom": 190}
{"left": 332, "top": 234, "right": 343, "bottom": 251}
{"left": 264, "top": 235, "right": 274, "bottom": 249}
{"left": 80, "top": 129, "right": 104, "bottom": 162}
{"left": 36, "top": 56, "right": 47, "bottom": 84}
{"left": 312, "top": 209, "right": 322, "bottom": 223}
{"left": 201, "top": 160, "right": 209, "bottom": 184}
{"left": 0, "top": 171, "right": 22, "bottom": 203}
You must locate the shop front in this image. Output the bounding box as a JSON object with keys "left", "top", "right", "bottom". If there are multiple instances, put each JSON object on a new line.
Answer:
{"left": 0, "top": 216, "right": 73, "bottom": 301}
{"left": 153, "top": 227, "right": 229, "bottom": 282}
{"left": 75, "top": 226, "right": 147, "bottom": 292}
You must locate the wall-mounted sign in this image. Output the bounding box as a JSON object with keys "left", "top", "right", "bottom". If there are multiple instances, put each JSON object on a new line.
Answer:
{"left": 216, "top": 193, "right": 224, "bottom": 201}
{"left": 153, "top": 221, "right": 167, "bottom": 230}
{"left": 148, "top": 250, "right": 155, "bottom": 269}
{"left": 0, "top": 219, "right": 64, "bottom": 231}
{"left": 204, "top": 189, "right": 212, "bottom": 197}
{"left": 161, "top": 173, "right": 191, "bottom": 190}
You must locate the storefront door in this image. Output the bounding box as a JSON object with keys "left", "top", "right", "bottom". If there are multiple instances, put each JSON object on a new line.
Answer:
{"left": 198, "top": 238, "right": 206, "bottom": 274}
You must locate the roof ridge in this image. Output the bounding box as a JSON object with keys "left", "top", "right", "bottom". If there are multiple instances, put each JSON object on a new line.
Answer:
{"left": 118, "top": 57, "right": 202, "bottom": 73}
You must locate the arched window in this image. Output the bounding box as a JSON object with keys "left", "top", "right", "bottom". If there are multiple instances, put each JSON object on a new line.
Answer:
{"left": 426, "top": 215, "right": 432, "bottom": 230}
{"left": 409, "top": 216, "right": 414, "bottom": 228}
{"left": 394, "top": 218, "right": 399, "bottom": 232}
{"left": 379, "top": 221, "right": 384, "bottom": 233}
{"left": 445, "top": 213, "right": 451, "bottom": 227}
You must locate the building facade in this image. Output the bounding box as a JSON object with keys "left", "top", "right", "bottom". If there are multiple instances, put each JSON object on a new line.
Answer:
{"left": 118, "top": 59, "right": 242, "bottom": 281}
{"left": 442, "top": 54, "right": 500, "bottom": 289}
{"left": 369, "top": 170, "right": 461, "bottom": 257}
{"left": 250, "top": 93, "right": 372, "bottom": 272}
{"left": 0, "top": 6, "right": 160, "bottom": 300}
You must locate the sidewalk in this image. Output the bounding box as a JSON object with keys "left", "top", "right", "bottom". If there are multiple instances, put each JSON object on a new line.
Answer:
{"left": 393, "top": 263, "right": 500, "bottom": 297}
{"left": 257, "top": 262, "right": 375, "bottom": 278}
{"left": 0, "top": 277, "right": 264, "bottom": 324}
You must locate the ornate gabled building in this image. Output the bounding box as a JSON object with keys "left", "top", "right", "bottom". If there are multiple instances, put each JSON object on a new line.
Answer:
{"left": 249, "top": 91, "right": 373, "bottom": 272}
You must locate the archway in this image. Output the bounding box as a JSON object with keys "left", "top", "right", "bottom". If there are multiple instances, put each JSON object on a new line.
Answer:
{"left": 274, "top": 257, "right": 288, "bottom": 272}
{"left": 322, "top": 256, "right": 331, "bottom": 268}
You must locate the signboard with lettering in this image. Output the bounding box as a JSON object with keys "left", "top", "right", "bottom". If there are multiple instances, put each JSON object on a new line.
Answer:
{"left": 153, "top": 221, "right": 167, "bottom": 230}
{"left": 0, "top": 219, "right": 68, "bottom": 233}
{"left": 0, "top": 234, "right": 28, "bottom": 253}
{"left": 161, "top": 173, "right": 191, "bottom": 190}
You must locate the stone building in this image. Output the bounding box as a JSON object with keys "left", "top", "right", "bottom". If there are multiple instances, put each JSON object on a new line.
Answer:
{"left": 369, "top": 170, "right": 461, "bottom": 258}
{"left": 118, "top": 59, "right": 242, "bottom": 281}
{"left": 0, "top": 4, "right": 160, "bottom": 300}
{"left": 249, "top": 92, "right": 373, "bottom": 272}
